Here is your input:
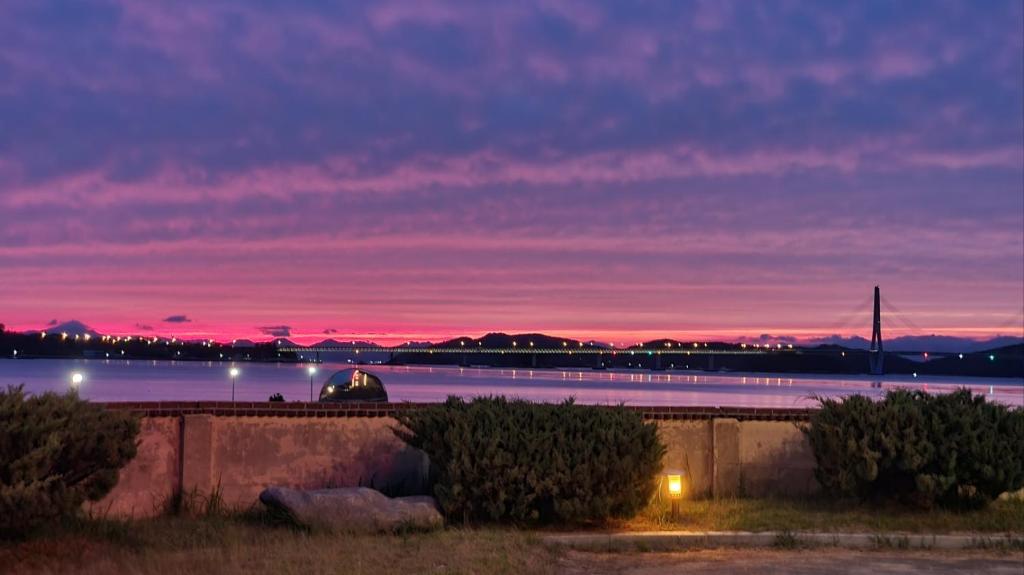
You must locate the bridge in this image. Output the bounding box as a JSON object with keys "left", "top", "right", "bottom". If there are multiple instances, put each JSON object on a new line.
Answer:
{"left": 277, "top": 287, "right": 1016, "bottom": 373}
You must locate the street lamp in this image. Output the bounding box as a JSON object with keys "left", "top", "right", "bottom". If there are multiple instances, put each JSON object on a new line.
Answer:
{"left": 307, "top": 366, "right": 318, "bottom": 402}
{"left": 229, "top": 367, "right": 240, "bottom": 402}
{"left": 70, "top": 372, "right": 84, "bottom": 389}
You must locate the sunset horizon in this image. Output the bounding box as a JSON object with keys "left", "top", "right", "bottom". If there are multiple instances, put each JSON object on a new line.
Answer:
{"left": 2, "top": 1, "right": 1021, "bottom": 348}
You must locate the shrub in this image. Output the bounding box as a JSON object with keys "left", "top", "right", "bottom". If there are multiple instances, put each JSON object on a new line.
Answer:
{"left": 0, "top": 385, "right": 140, "bottom": 535}
{"left": 394, "top": 396, "right": 665, "bottom": 524}
{"left": 805, "top": 389, "right": 1024, "bottom": 509}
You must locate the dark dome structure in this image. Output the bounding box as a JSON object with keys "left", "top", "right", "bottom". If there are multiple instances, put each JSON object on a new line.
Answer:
{"left": 318, "top": 368, "right": 389, "bottom": 402}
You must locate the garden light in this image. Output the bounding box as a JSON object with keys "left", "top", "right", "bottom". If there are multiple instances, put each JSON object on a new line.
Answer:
{"left": 70, "top": 372, "right": 84, "bottom": 388}
{"left": 667, "top": 474, "right": 683, "bottom": 498}
{"left": 663, "top": 469, "right": 686, "bottom": 519}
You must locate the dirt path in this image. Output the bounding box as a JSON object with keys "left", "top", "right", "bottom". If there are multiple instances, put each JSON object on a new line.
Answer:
{"left": 558, "top": 549, "right": 1024, "bottom": 575}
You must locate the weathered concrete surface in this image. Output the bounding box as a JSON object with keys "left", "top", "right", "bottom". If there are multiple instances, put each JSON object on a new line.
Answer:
{"left": 259, "top": 486, "right": 442, "bottom": 532}
{"left": 87, "top": 416, "right": 180, "bottom": 517}
{"left": 181, "top": 414, "right": 214, "bottom": 497}
{"left": 712, "top": 419, "right": 740, "bottom": 497}
{"left": 657, "top": 421, "right": 713, "bottom": 497}
{"left": 211, "top": 416, "right": 427, "bottom": 507}
{"left": 94, "top": 414, "right": 824, "bottom": 517}
{"left": 737, "top": 421, "right": 817, "bottom": 497}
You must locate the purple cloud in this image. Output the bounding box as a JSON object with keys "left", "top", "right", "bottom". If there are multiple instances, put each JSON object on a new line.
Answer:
{"left": 0, "top": 1, "right": 1019, "bottom": 343}
{"left": 163, "top": 315, "right": 192, "bottom": 323}
{"left": 258, "top": 325, "right": 292, "bottom": 337}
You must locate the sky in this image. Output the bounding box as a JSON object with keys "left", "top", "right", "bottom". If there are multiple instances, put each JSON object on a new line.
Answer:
{"left": 1, "top": 0, "right": 1022, "bottom": 345}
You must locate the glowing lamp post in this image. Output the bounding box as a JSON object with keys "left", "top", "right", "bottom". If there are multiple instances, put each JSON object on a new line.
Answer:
{"left": 307, "top": 366, "right": 318, "bottom": 402}
{"left": 70, "top": 372, "right": 84, "bottom": 390}
{"left": 663, "top": 469, "right": 685, "bottom": 519}
{"left": 229, "top": 367, "right": 240, "bottom": 402}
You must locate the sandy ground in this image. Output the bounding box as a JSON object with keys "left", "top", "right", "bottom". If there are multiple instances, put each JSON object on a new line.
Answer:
{"left": 558, "top": 549, "right": 1024, "bottom": 575}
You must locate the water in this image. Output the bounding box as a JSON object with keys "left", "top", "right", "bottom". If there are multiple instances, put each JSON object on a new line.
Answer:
{"left": 1, "top": 358, "right": 1021, "bottom": 408}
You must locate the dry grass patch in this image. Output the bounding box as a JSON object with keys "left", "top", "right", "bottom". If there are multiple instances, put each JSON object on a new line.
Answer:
{"left": 0, "top": 514, "right": 560, "bottom": 575}
{"left": 616, "top": 497, "right": 1024, "bottom": 534}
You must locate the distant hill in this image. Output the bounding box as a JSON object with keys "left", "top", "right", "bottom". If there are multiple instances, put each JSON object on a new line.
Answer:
{"left": 36, "top": 320, "right": 102, "bottom": 339}
{"left": 806, "top": 334, "right": 1023, "bottom": 353}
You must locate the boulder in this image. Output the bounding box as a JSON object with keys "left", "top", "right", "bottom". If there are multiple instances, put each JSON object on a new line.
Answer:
{"left": 259, "top": 486, "right": 443, "bottom": 532}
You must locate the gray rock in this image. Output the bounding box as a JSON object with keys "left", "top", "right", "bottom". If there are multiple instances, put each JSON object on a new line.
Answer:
{"left": 259, "top": 486, "right": 443, "bottom": 532}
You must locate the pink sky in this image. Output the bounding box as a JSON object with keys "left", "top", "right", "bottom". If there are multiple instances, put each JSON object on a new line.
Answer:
{"left": 0, "top": 0, "right": 1021, "bottom": 345}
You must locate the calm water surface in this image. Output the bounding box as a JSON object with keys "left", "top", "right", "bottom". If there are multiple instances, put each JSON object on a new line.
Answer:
{"left": 1, "top": 359, "right": 1022, "bottom": 407}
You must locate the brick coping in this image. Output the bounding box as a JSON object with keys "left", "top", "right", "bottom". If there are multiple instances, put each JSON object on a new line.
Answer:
{"left": 99, "top": 401, "right": 813, "bottom": 421}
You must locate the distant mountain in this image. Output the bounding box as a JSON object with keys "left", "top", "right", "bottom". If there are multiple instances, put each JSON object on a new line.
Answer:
{"left": 396, "top": 341, "right": 432, "bottom": 349}
{"left": 37, "top": 320, "right": 101, "bottom": 338}
{"left": 308, "top": 339, "right": 380, "bottom": 348}
{"left": 807, "top": 334, "right": 1024, "bottom": 353}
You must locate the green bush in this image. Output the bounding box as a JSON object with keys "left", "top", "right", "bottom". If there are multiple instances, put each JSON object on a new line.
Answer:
{"left": 0, "top": 385, "right": 140, "bottom": 534}
{"left": 805, "top": 389, "right": 1024, "bottom": 509}
{"left": 395, "top": 397, "right": 665, "bottom": 524}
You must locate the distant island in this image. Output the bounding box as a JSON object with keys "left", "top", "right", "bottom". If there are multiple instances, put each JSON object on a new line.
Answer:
{"left": 1, "top": 322, "right": 1021, "bottom": 379}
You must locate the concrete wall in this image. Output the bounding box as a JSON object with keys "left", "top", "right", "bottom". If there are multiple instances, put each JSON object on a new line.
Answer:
{"left": 94, "top": 408, "right": 817, "bottom": 517}
{"left": 87, "top": 416, "right": 181, "bottom": 517}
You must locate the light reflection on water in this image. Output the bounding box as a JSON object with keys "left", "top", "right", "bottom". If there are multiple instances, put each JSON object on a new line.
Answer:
{"left": 0, "top": 359, "right": 1020, "bottom": 408}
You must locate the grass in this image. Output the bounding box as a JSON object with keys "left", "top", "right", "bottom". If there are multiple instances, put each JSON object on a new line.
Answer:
{"left": 2, "top": 499, "right": 1021, "bottom": 574}
{"left": 0, "top": 510, "right": 560, "bottom": 575}
{"left": 615, "top": 497, "right": 1024, "bottom": 534}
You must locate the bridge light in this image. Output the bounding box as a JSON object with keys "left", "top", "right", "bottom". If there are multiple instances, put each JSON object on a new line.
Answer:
{"left": 529, "top": 341, "right": 534, "bottom": 347}
{"left": 562, "top": 341, "right": 567, "bottom": 347}
{"left": 512, "top": 341, "right": 517, "bottom": 347}
{"left": 741, "top": 343, "right": 747, "bottom": 349}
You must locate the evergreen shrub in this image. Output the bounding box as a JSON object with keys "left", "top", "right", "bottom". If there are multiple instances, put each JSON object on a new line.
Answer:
{"left": 0, "top": 385, "right": 140, "bottom": 534}
{"left": 395, "top": 396, "right": 665, "bottom": 524}
{"left": 805, "top": 389, "right": 1024, "bottom": 509}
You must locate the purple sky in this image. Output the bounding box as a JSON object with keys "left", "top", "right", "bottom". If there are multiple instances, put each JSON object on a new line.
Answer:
{"left": 0, "top": 0, "right": 1022, "bottom": 344}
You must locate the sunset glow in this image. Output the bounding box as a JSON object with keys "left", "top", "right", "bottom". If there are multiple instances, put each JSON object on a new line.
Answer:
{"left": 0, "top": 1, "right": 1021, "bottom": 345}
